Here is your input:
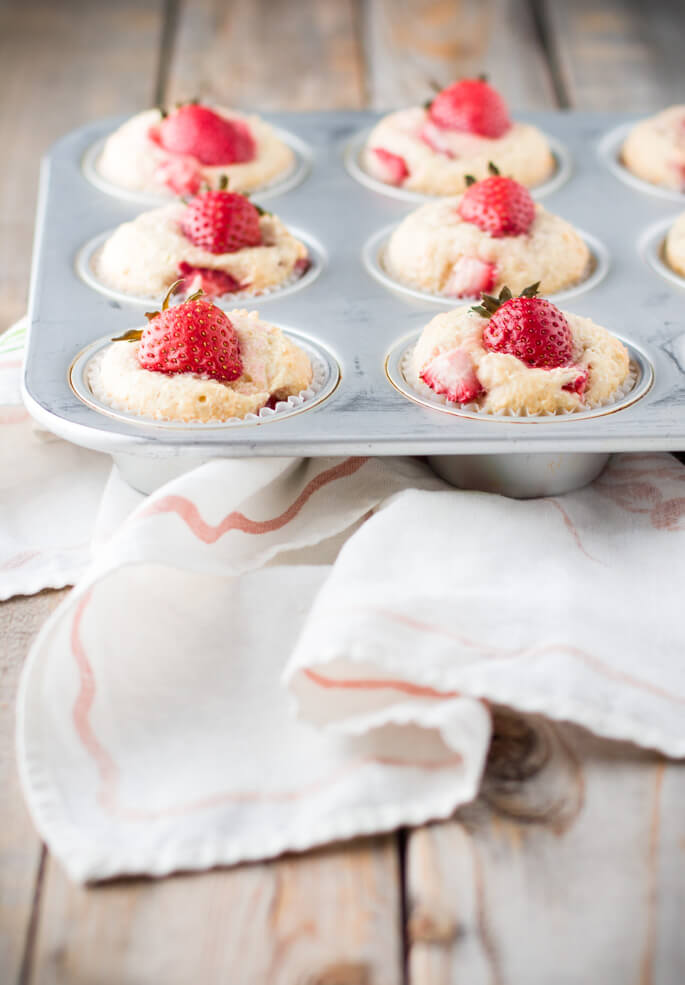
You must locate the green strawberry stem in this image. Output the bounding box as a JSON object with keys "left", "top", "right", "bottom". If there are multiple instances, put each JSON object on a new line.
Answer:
{"left": 471, "top": 282, "right": 539, "bottom": 319}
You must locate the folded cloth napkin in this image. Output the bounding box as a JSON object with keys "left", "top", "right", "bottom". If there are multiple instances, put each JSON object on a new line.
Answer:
{"left": 16, "top": 445, "right": 685, "bottom": 882}
{"left": 0, "top": 320, "right": 111, "bottom": 599}
{"left": 8, "top": 318, "right": 685, "bottom": 881}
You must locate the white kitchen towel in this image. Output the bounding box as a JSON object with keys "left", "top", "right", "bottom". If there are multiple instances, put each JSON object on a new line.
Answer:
{"left": 17, "top": 450, "right": 685, "bottom": 883}
{"left": 0, "top": 319, "right": 111, "bottom": 599}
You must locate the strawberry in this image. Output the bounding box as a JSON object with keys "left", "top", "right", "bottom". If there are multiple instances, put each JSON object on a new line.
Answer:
{"left": 419, "top": 121, "right": 457, "bottom": 158}
{"left": 116, "top": 285, "right": 243, "bottom": 382}
{"left": 177, "top": 262, "right": 244, "bottom": 297}
{"left": 444, "top": 256, "right": 496, "bottom": 298}
{"left": 475, "top": 285, "right": 574, "bottom": 369}
{"left": 155, "top": 157, "right": 202, "bottom": 195}
{"left": 181, "top": 189, "right": 262, "bottom": 254}
{"left": 420, "top": 347, "right": 484, "bottom": 403}
{"left": 458, "top": 165, "right": 535, "bottom": 237}
{"left": 156, "top": 104, "right": 256, "bottom": 165}
{"left": 369, "top": 147, "right": 409, "bottom": 185}
{"left": 563, "top": 368, "right": 589, "bottom": 396}
{"left": 428, "top": 79, "right": 511, "bottom": 138}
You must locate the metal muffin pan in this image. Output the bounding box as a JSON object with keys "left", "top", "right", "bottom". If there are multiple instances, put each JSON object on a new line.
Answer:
{"left": 75, "top": 226, "right": 326, "bottom": 308}
{"left": 22, "top": 110, "right": 685, "bottom": 497}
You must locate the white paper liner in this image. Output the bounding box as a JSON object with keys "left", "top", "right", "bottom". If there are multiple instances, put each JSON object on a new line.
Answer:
{"left": 399, "top": 344, "right": 638, "bottom": 419}
{"left": 84, "top": 341, "right": 331, "bottom": 427}
{"left": 89, "top": 246, "right": 313, "bottom": 306}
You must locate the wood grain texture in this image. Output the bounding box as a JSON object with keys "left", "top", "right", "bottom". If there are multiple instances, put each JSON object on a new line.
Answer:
{"left": 406, "top": 713, "right": 685, "bottom": 985}
{"left": 29, "top": 837, "right": 402, "bottom": 985}
{"left": 0, "top": 589, "right": 68, "bottom": 985}
{"left": 363, "top": 0, "right": 557, "bottom": 109}
{"left": 166, "top": 0, "right": 366, "bottom": 109}
{"left": 541, "top": 0, "right": 685, "bottom": 110}
{"left": 0, "top": 0, "right": 165, "bottom": 328}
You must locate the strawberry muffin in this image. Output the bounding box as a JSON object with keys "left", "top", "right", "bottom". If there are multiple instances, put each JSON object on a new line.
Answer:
{"left": 94, "top": 187, "right": 309, "bottom": 299}
{"left": 362, "top": 78, "right": 555, "bottom": 195}
{"left": 384, "top": 165, "right": 590, "bottom": 298}
{"left": 89, "top": 290, "right": 313, "bottom": 423}
{"left": 622, "top": 106, "right": 685, "bottom": 191}
{"left": 663, "top": 211, "right": 685, "bottom": 277}
{"left": 406, "top": 286, "right": 631, "bottom": 416}
{"left": 96, "top": 102, "right": 295, "bottom": 197}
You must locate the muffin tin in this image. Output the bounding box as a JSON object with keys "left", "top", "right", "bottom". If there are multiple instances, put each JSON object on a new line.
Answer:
{"left": 23, "top": 110, "right": 685, "bottom": 495}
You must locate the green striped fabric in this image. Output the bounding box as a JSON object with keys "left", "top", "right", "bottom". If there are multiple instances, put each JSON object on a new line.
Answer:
{"left": 0, "top": 318, "right": 27, "bottom": 357}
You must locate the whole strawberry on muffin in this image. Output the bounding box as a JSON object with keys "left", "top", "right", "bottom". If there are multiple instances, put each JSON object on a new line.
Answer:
{"left": 94, "top": 179, "right": 309, "bottom": 300}
{"left": 362, "top": 77, "right": 555, "bottom": 195}
{"left": 97, "top": 100, "right": 294, "bottom": 197}
{"left": 407, "top": 284, "right": 631, "bottom": 416}
{"left": 89, "top": 286, "right": 313, "bottom": 422}
{"left": 622, "top": 106, "right": 685, "bottom": 191}
{"left": 384, "top": 163, "right": 590, "bottom": 298}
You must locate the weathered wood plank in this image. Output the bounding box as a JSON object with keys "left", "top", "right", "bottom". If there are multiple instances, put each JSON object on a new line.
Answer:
{"left": 363, "top": 0, "right": 557, "bottom": 109}
{"left": 406, "top": 713, "right": 685, "bottom": 985}
{"left": 541, "top": 0, "right": 685, "bottom": 111}
{"left": 29, "top": 837, "right": 403, "bottom": 985}
{"left": 0, "top": 0, "right": 166, "bottom": 328}
{"left": 0, "top": 1, "right": 165, "bottom": 981}
{"left": 165, "top": 0, "right": 366, "bottom": 110}
{"left": 0, "top": 590, "right": 68, "bottom": 985}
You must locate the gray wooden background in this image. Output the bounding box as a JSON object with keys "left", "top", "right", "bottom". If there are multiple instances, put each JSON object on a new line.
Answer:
{"left": 0, "top": 1, "right": 683, "bottom": 983}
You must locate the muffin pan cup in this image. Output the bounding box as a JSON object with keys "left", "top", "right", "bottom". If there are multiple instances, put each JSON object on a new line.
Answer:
{"left": 363, "top": 225, "right": 610, "bottom": 307}
{"left": 82, "top": 124, "right": 313, "bottom": 206}
{"left": 75, "top": 227, "right": 326, "bottom": 308}
{"left": 23, "top": 110, "right": 685, "bottom": 498}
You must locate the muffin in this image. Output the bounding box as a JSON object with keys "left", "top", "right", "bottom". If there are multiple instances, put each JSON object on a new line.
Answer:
{"left": 663, "top": 211, "right": 685, "bottom": 276}
{"left": 384, "top": 166, "right": 590, "bottom": 298}
{"left": 407, "top": 287, "right": 631, "bottom": 416}
{"left": 97, "top": 102, "right": 295, "bottom": 197}
{"left": 89, "top": 291, "right": 313, "bottom": 423}
{"left": 94, "top": 188, "right": 309, "bottom": 299}
{"left": 362, "top": 78, "right": 555, "bottom": 195}
{"left": 622, "top": 106, "right": 685, "bottom": 191}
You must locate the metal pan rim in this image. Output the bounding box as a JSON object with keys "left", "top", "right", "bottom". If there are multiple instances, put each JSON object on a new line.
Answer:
{"left": 81, "top": 126, "right": 312, "bottom": 206}
{"left": 74, "top": 227, "right": 326, "bottom": 308}
{"left": 343, "top": 127, "right": 572, "bottom": 203}
{"left": 69, "top": 328, "right": 341, "bottom": 431}
{"left": 598, "top": 122, "right": 685, "bottom": 202}
{"left": 363, "top": 224, "right": 610, "bottom": 306}
{"left": 385, "top": 331, "right": 653, "bottom": 423}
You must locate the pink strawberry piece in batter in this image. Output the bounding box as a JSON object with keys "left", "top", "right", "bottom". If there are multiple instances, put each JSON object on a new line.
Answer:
{"left": 371, "top": 148, "right": 409, "bottom": 185}
{"left": 419, "top": 121, "right": 457, "bottom": 158}
{"left": 294, "top": 257, "right": 311, "bottom": 276}
{"left": 444, "top": 256, "right": 496, "bottom": 298}
{"left": 177, "top": 262, "right": 244, "bottom": 298}
{"left": 154, "top": 154, "right": 202, "bottom": 195}
{"left": 562, "top": 367, "right": 589, "bottom": 397}
{"left": 420, "top": 347, "right": 484, "bottom": 403}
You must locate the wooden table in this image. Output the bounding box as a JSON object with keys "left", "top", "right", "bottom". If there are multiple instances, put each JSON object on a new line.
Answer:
{"left": 1, "top": 2, "right": 684, "bottom": 982}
